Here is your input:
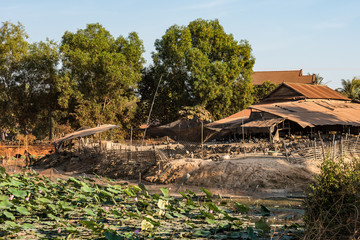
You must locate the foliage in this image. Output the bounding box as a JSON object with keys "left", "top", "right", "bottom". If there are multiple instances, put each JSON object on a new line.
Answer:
{"left": 0, "top": 21, "right": 60, "bottom": 137}
{"left": 304, "top": 156, "right": 360, "bottom": 240}
{"left": 338, "top": 77, "right": 360, "bottom": 100}
{"left": 253, "top": 81, "right": 278, "bottom": 103}
{"left": 139, "top": 19, "right": 255, "bottom": 123}
{"left": 178, "top": 105, "right": 212, "bottom": 121}
{"left": 58, "top": 23, "right": 145, "bottom": 135}
{"left": 0, "top": 167, "right": 302, "bottom": 239}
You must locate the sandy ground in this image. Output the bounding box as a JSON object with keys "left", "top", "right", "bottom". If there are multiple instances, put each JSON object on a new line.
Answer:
{"left": 145, "top": 154, "right": 319, "bottom": 198}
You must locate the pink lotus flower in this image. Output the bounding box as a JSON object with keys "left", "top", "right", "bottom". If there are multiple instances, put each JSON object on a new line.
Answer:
{"left": 25, "top": 197, "right": 30, "bottom": 201}
{"left": 38, "top": 190, "right": 42, "bottom": 194}
{"left": 9, "top": 195, "right": 14, "bottom": 201}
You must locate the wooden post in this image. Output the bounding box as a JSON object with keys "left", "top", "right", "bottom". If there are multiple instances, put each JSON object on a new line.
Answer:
{"left": 318, "top": 132, "right": 326, "bottom": 159}
{"left": 201, "top": 121, "right": 204, "bottom": 159}
{"left": 340, "top": 137, "right": 343, "bottom": 157}
{"left": 283, "top": 140, "right": 290, "bottom": 162}
{"left": 332, "top": 134, "right": 335, "bottom": 159}
{"left": 313, "top": 138, "right": 317, "bottom": 161}
{"left": 78, "top": 137, "right": 81, "bottom": 152}
{"left": 353, "top": 135, "right": 359, "bottom": 154}
{"left": 130, "top": 126, "right": 133, "bottom": 146}
{"left": 241, "top": 113, "right": 244, "bottom": 142}
{"left": 49, "top": 110, "right": 53, "bottom": 140}
{"left": 110, "top": 129, "right": 113, "bottom": 150}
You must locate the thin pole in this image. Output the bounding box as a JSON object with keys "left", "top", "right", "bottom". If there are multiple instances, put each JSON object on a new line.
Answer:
{"left": 142, "top": 75, "right": 163, "bottom": 146}
{"left": 242, "top": 110, "right": 244, "bottom": 142}
{"left": 130, "top": 126, "right": 133, "bottom": 146}
{"left": 201, "top": 121, "right": 204, "bottom": 159}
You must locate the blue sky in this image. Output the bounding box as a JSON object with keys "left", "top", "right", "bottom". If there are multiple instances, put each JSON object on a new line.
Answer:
{"left": 1, "top": 0, "right": 359, "bottom": 89}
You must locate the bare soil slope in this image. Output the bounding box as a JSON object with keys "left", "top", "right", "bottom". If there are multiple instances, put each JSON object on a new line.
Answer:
{"left": 145, "top": 156, "right": 318, "bottom": 194}
{"left": 33, "top": 151, "right": 319, "bottom": 196}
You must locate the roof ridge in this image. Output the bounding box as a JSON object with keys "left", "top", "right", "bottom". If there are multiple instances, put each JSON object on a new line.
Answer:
{"left": 253, "top": 69, "right": 301, "bottom": 73}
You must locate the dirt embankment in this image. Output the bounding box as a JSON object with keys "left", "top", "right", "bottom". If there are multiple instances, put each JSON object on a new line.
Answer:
{"left": 145, "top": 156, "right": 318, "bottom": 193}
{"left": 32, "top": 150, "right": 319, "bottom": 196}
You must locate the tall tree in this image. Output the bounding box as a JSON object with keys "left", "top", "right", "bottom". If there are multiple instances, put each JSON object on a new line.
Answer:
{"left": 58, "top": 23, "right": 145, "bottom": 133}
{"left": 339, "top": 77, "right": 360, "bottom": 100}
{"left": 0, "top": 21, "right": 59, "bottom": 137}
{"left": 0, "top": 21, "right": 28, "bottom": 134}
{"left": 139, "top": 19, "right": 255, "bottom": 123}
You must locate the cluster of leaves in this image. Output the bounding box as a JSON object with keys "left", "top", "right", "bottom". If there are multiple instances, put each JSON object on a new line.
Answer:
{"left": 253, "top": 81, "right": 278, "bottom": 103}
{"left": 337, "top": 77, "right": 360, "bottom": 100}
{"left": 0, "top": 21, "right": 145, "bottom": 140}
{"left": 1, "top": 19, "right": 256, "bottom": 140}
{"left": 304, "top": 156, "right": 360, "bottom": 239}
{"left": 0, "top": 22, "right": 59, "bottom": 138}
{"left": 178, "top": 105, "right": 212, "bottom": 122}
{"left": 0, "top": 166, "right": 302, "bottom": 239}
{"left": 59, "top": 23, "right": 145, "bottom": 135}
{"left": 140, "top": 19, "right": 255, "bottom": 123}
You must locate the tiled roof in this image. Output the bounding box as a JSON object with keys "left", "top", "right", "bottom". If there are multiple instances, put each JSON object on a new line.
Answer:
{"left": 251, "top": 69, "right": 314, "bottom": 85}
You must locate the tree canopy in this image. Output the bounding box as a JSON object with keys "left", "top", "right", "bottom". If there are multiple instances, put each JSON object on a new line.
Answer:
{"left": 0, "top": 22, "right": 59, "bottom": 137}
{"left": 58, "top": 23, "right": 145, "bottom": 133}
{"left": 339, "top": 77, "right": 360, "bottom": 100}
{"left": 253, "top": 81, "right": 278, "bottom": 103}
{"left": 139, "top": 19, "right": 255, "bottom": 123}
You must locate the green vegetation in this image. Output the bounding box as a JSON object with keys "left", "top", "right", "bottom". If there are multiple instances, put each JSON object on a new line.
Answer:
{"left": 1, "top": 19, "right": 358, "bottom": 140}
{"left": 58, "top": 23, "right": 145, "bottom": 135}
{"left": 253, "top": 81, "right": 278, "bottom": 103}
{"left": 0, "top": 167, "right": 303, "bottom": 239}
{"left": 304, "top": 156, "right": 360, "bottom": 240}
{"left": 338, "top": 77, "right": 360, "bottom": 100}
{"left": 0, "top": 22, "right": 59, "bottom": 138}
{"left": 140, "top": 19, "right": 255, "bottom": 123}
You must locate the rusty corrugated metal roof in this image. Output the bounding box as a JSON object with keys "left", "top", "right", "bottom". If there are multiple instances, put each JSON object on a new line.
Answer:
{"left": 54, "top": 124, "right": 120, "bottom": 144}
{"left": 250, "top": 100, "right": 360, "bottom": 128}
{"left": 206, "top": 109, "right": 251, "bottom": 127}
{"left": 241, "top": 118, "right": 284, "bottom": 128}
{"left": 283, "top": 83, "right": 349, "bottom": 100}
{"left": 251, "top": 69, "right": 314, "bottom": 85}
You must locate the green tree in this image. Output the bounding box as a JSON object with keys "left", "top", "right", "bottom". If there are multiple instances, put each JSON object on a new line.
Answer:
{"left": 58, "top": 23, "right": 145, "bottom": 134}
{"left": 0, "top": 21, "right": 59, "bottom": 137}
{"left": 0, "top": 21, "right": 28, "bottom": 134}
{"left": 253, "top": 81, "right": 278, "bottom": 103}
{"left": 140, "top": 19, "right": 255, "bottom": 123}
{"left": 339, "top": 77, "right": 360, "bottom": 100}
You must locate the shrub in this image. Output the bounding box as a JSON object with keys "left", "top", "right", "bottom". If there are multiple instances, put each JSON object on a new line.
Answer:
{"left": 304, "top": 156, "right": 360, "bottom": 239}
